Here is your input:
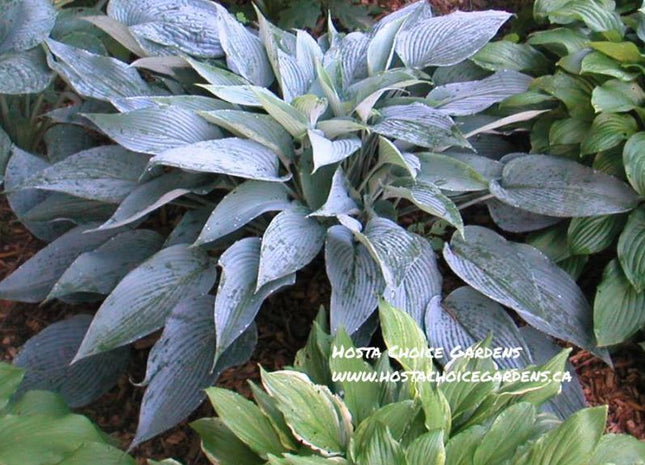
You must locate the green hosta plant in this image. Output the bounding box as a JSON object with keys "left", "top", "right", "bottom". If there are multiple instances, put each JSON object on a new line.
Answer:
{"left": 0, "top": 362, "right": 136, "bottom": 465}
{"left": 194, "top": 303, "right": 645, "bottom": 465}
{"left": 1, "top": 0, "right": 640, "bottom": 446}
{"left": 492, "top": 0, "right": 645, "bottom": 347}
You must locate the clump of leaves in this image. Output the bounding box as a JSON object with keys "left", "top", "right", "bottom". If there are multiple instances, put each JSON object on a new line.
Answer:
{"left": 224, "top": 0, "right": 382, "bottom": 31}
{"left": 0, "top": 362, "right": 136, "bottom": 465}
{"left": 194, "top": 303, "right": 645, "bottom": 465}
{"left": 0, "top": 0, "right": 640, "bottom": 447}
{"left": 487, "top": 0, "right": 645, "bottom": 347}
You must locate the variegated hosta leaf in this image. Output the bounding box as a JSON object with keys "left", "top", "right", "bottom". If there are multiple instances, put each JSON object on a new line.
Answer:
{"left": 309, "top": 167, "right": 358, "bottom": 218}
{"left": 187, "top": 57, "right": 250, "bottom": 86}
{"left": 372, "top": 103, "right": 468, "bottom": 150}
{"left": 0, "top": 0, "right": 56, "bottom": 54}
{"left": 133, "top": 296, "right": 256, "bottom": 446}
{"left": 257, "top": 205, "right": 325, "bottom": 289}
{"left": 13, "top": 315, "right": 129, "bottom": 408}
{"left": 308, "top": 130, "right": 361, "bottom": 173}
{"left": 46, "top": 39, "right": 153, "bottom": 101}
{"left": 377, "top": 136, "right": 420, "bottom": 178}
{"left": 384, "top": 179, "right": 463, "bottom": 234}
{"left": 0, "top": 224, "right": 119, "bottom": 303}
{"left": 199, "top": 109, "right": 293, "bottom": 160}
{"left": 382, "top": 234, "right": 442, "bottom": 328}
{"left": 617, "top": 207, "right": 645, "bottom": 292}
{"left": 112, "top": 95, "right": 233, "bottom": 113}
{"left": 367, "top": 15, "right": 406, "bottom": 76}
{"left": 261, "top": 370, "right": 352, "bottom": 456}
{"left": 107, "top": 0, "right": 223, "bottom": 58}
{"left": 16, "top": 145, "right": 148, "bottom": 203}
{"left": 444, "top": 225, "right": 608, "bottom": 361}
{"left": 254, "top": 87, "right": 310, "bottom": 138}
{"left": 332, "top": 32, "right": 370, "bottom": 89}
{"left": 567, "top": 214, "right": 625, "bottom": 255}
{"left": 214, "top": 237, "right": 296, "bottom": 358}
{"left": 96, "top": 171, "right": 216, "bottom": 230}
{"left": 325, "top": 225, "right": 384, "bottom": 335}
{"left": 487, "top": 199, "right": 560, "bottom": 233}
{"left": 350, "top": 69, "right": 422, "bottom": 121}
{"left": 149, "top": 138, "right": 287, "bottom": 182}
{"left": 85, "top": 107, "right": 222, "bottom": 155}
{"left": 201, "top": 84, "right": 264, "bottom": 106}
{"left": 292, "top": 95, "right": 328, "bottom": 127}
{"left": 590, "top": 433, "right": 645, "bottom": 465}
{"left": 520, "top": 326, "right": 587, "bottom": 419}
{"left": 426, "top": 70, "right": 533, "bottom": 116}
{"left": 205, "top": 385, "right": 286, "bottom": 458}
{"left": 425, "top": 287, "right": 532, "bottom": 369}
{"left": 395, "top": 10, "right": 512, "bottom": 69}
{"left": 47, "top": 230, "right": 164, "bottom": 300}
{"left": 191, "top": 418, "right": 264, "bottom": 465}
{"left": 0, "top": 48, "right": 54, "bottom": 94}
{"left": 623, "top": 131, "right": 645, "bottom": 195}
{"left": 214, "top": 3, "right": 273, "bottom": 87}
{"left": 74, "top": 244, "right": 217, "bottom": 360}
{"left": 195, "top": 181, "right": 291, "bottom": 246}
{"left": 490, "top": 154, "right": 640, "bottom": 217}
{"left": 406, "top": 431, "right": 444, "bottom": 465}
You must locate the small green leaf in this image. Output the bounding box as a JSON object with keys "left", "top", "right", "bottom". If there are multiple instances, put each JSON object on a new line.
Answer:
{"left": 623, "top": 131, "right": 645, "bottom": 195}
{"left": 617, "top": 208, "right": 645, "bottom": 292}
{"left": 581, "top": 113, "right": 637, "bottom": 156}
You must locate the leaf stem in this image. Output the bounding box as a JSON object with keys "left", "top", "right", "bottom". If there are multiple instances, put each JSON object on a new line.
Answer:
{"left": 457, "top": 193, "right": 494, "bottom": 210}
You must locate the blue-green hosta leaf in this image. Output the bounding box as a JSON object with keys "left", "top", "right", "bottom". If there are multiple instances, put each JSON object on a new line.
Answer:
{"left": 623, "top": 132, "right": 645, "bottom": 195}
{"left": 350, "top": 69, "right": 422, "bottom": 121}
{"left": 4, "top": 147, "right": 73, "bottom": 242}
{"left": 372, "top": 103, "right": 468, "bottom": 150}
{"left": 335, "top": 32, "right": 370, "bottom": 89}
{"left": 317, "top": 118, "right": 367, "bottom": 139}
{"left": 425, "top": 287, "right": 533, "bottom": 369}
{"left": 0, "top": 48, "right": 54, "bottom": 94}
{"left": 13, "top": 315, "right": 129, "bottom": 408}
{"left": 254, "top": 88, "right": 309, "bottom": 138}
{"left": 432, "top": 60, "right": 489, "bottom": 86}
{"left": 133, "top": 296, "right": 256, "bottom": 446}
{"left": 165, "top": 207, "right": 211, "bottom": 247}
{"left": 74, "top": 244, "right": 217, "bottom": 360}
{"left": 43, "top": 124, "right": 102, "bottom": 163}
{"left": 395, "top": 10, "right": 511, "bottom": 69}
{"left": 81, "top": 14, "right": 148, "bottom": 57}
{"left": 261, "top": 370, "right": 352, "bottom": 456}
{"left": 17, "top": 146, "right": 148, "bottom": 203}
{"left": 96, "top": 171, "right": 216, "bottom": 230}
{"left": 426, "top": 71, "right": 533, "bottom": 116}
{"left": 444, "top": 226, "right": 607, "bottom": 360}
{"left": 383, "top": 234, "right": 442, "bottom": 327}
{"left": 520, "top": 326, "right": 587, "bottom": 419}
{"left": 215, "top": 237, "right": 296, "bottom": 358}
{"left": 617, "top": 208, "right": 645, "bottom": 292}
{"left": 195, "top": 181, "right": 290, "bottom": 246}
{"left": 214, "top": 3, "right": 273, "bottom": 87}
{"left": 490, "top": 154, "right": 640, "bottom": 217}
{"left": 112, "top": 95, "right": 233, "bottom": 113}
{"left": 0, "top": 126, "right": 9, "bottom": 185}
{"left": 351, "top": 217, "right": 425, "bottom": 289}
{"left": 85, "top": 107, "right": 222, "bottom": 155}
{"left": 0, "top": 224, "right": 118, "bottom": 302}
{"left": 384, "top": 179, "right": 463, "bottom": 234}
{"left": 487, "top": 199, "right": 561, "bottom": 233}
{"left": 257, "top": 205, "right": 325, "bottom": 289}
{"left": 292, "top": 95, "right": 328, "bottom": 127}
{"left": 568, "top": 214, "right": 625, "bottom": 255}
{"left": 309, "top": 167, "right": 358, "bottom": 218}
{"left": 188, "top": 57, "right": 249, "bottom": 86}
{"left": 367, "top": 15, "right": 406, "bottom": 76}
{"left": 113, "top": 0, "right": 222, "bottom": 57}
{"left": 417, "top": 152, "right": 489, "bottom": 192}
{"left": 0, "top": 0, "right": 56, "bottom": 53}
{"left": 325, "top": 225, "right": 384, "bottom": 335}
{"left": 201, "top": 84, "right": 264, "bottom": 106}
{"left": 47, "top": 230, "right": 164, "bottom": 299}
{"left": 581, "top": 113, "right": 638, "bottom": 156}
{"left": 46, "top": 39, "right": 153, "bottom": 101}
{"left": 308, "top": 130, "right": 361, "bottom": 173}
{"left": 594, "top": 260, "right": 645, "bottom": 346}
{"left": 149, "top": 138, "right": 286, "bottom": 182}
{"left": 199, "top": 109, "right": 293, "bottom": 160}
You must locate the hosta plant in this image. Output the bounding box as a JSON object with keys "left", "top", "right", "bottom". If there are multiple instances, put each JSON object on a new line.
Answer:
{"left": 0, "top": 0, "right": 641, "bottom": 446}
{"left": 0, "top": 362, "right": 136, "bottom": 465}
{"left": 194, "top": 303, "right": 645, "bottom": 465}
{"left": 488, "top": 0, "right": 645, "bottom": 347}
